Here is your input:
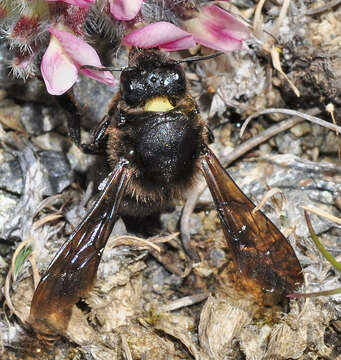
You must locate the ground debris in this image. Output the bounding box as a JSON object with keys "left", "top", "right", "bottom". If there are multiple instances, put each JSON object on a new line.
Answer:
{"left": 1, "top": 1, "right": 341, "bottom": 359}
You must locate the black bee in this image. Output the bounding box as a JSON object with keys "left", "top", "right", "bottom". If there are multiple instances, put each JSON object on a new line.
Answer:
{"left": 29, "top": 48, "right": 303, "bottom": 337}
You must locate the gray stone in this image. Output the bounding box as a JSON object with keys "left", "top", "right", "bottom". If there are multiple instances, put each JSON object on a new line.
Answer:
{"left": 72, "top": 75, "right": 118, "bottom": 128}
{"left": 0, "top": 190, "right": 18, "bottom": 237}
{"left": 290, "top": 123, "right": 311, "bottom": 137}
{"left": 209, "top": 248, "right": 227, "bottom": 268}
{"left": 38, "top": 150, "right": 72, "bottom": 195}
{"left": 275, "top": 133, "right": 302, "bottom": 155}
{"left": 8, "top": 77, "right": 51, "bottom": 103}
{"left": 20, "top": 103, "right": 66, "bottom": 135}
{"left": 0, "top": 152, "right": 23, "bottom": 195}
{"left": 32, "top": 132, "right": 69, "bottom": 152}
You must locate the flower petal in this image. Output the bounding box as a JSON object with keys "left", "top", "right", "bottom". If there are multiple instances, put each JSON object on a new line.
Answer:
{"left": 48, "top": 26, "right": 116, "bottom": 86}
{"left": 109, "top": 0, "right": 143, "bottom": 21}
{"left": 41, "top": 35, "right": 78, "bottom": 95}
{"left": 186, "top": 4, "right": 251, "bottom": 52}
{"left": 122, "top": 22, "right": 196, "bottom": 51}
{"left": 47, "top": 0, "right": 95, "bottom": 7}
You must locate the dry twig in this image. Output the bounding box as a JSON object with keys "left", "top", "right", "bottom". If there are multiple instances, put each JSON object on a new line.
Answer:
{"left": 112, "top": 235, "right": 162, "bottom": 252}
{"left": 300, "top": 205, "right": 341, "bottom": 225}
{"left": 240, "top": 108, "right": 340, "bottom": 137}
{"left": 254, "top": 0, "right": 300, "bottom": 96}
{"left": 121, "top": 334, "right": 133, "bottom": 360}
{"left": 305, "top": 0, "right": 341, "bottom": 16}
{"left": 4, "top": 240, "right": 30, "bottom": 319}
{"left": 252, "top": 188, "right": 283, "bottom": 214}
{"left": 160, "top": 292, "right": 210, "bottom": 312}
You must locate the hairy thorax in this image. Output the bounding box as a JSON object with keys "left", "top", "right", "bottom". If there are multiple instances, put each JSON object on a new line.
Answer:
{"left": 106, "top": 95, "right": 207, "bottom": 217}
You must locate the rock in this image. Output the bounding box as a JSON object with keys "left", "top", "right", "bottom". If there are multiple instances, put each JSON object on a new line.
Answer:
{"left": 20, "top": 103, "right": 66, "bottom": 135}
{"left": 72, "top": 75, "right": 118, "bottom": 128}
{"left": 320, "top": 131, "right": 340, "bottom": 154}
{"left": 0, "top": 152, "right": 24, "bottom": 195}
{"left": 275, "top": 133, "right": 302, "bottom": 155}
{"left": 0, "top": 101, "right": 24, "bottom": 132}
{"left": 290, "top": 122, "right": 311, "bottom": 137}
{"left": 208, "top": 247, "right": 227, "bottom": 268}
{"left": 0, "top": 190, "right": 18, "bottom": 237}
{"left": 38, "top": 150, "right": 72, "bottom": 196}
{"left": 8, "top": 77, "right": 51, "bottom": 103}
{"left": 32, "top": 132, "right": 70, "bottom": 152}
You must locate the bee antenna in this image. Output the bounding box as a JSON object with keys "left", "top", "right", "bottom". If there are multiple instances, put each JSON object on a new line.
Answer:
{"left": 175, "top": 51, "right": 225, "bottom": 64}
{"left": 80, "top": 65, "right": 133, "bottom": 72}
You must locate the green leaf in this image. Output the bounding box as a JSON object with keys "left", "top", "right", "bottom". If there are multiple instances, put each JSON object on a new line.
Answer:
{"left": 288, "top": 212, "right": 341, "bottom": 299}
{"left": 14, "top": 245, "right": 32, "bottom": 276}
{"left": 304, "top": 210, "right": 341, "bottom": 273}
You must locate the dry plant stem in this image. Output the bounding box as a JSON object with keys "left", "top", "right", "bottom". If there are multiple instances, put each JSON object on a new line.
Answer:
{"left": 4, "top": 240, "right": 31, "bottom": 317}
{"left": 34, "top": 194, "right": 63, "bottom": 215}
{"left": 29, "top": 253, "right": 41, "bottom": 289}
{"left": 327, "top": 105, "right": 341, "bottom": 159}
{"left": 254, "top": 0, "right": 300, "bottom": 96}
{"left": 301, "top": 205, "right": 341, "bottom": 226}
{"left": 270, "top": 47, "right": 300, "bottom": 97}
{"left": 32, "top": 214, "right": 63, "bottom": 230}
{"left": 112, "top": 235, "right": 162, "bottom": 252}
{"left": 160, "top": 292, "right": 210, "bottom": 312}
{"left": 271, "top": 0, "right": 291, "bottom": 38}
{"left": 181, "top": 180, "right": 207, "bottom": 259}
{"left": 233, "top": 107, "right": 321, "bottom": 161}
{"left": 289, "top": 288, "right": 341, "bottom": 298}
{"left": 239, "top": 107, "right": 339, "bottom": 137}
{"left": 121, "top": 334, "right": 133, "bottom": 360}
{"left": 181, "top": 107, "right": 321, "bottom": 258}
{"left": 149, "top": 233, "right": 180, "bottom": 244}
{"left": 252, "top": 188, "right": 283, "bottom": 214}
{"left": 253, "top": 0, "right": 267, "bottom": 38}
{"left": 305, "top": 0, "right": 341, "bottom": 15}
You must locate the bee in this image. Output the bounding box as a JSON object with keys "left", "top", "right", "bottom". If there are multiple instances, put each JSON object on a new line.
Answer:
{"left": 29, "top": 48, "right": 304, "bottom": 337}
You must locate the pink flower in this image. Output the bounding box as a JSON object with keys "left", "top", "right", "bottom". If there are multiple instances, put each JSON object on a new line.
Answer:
{"left": 109, "top": 0, "right": 143, "bottom": 21}
{"left": 185, "top": 4, "right": 251, "bottom": 52}
{"left": 47, "top": 0, "right": 95, "bottom": 7}
{"left": 122, "top": 22, "right": 196, "bottom": 51}
{"left": 41, "top": 25, "right": 115, "bottom": 95}
{"left": 122, "top": 5, "right": 250, "bottom": 52}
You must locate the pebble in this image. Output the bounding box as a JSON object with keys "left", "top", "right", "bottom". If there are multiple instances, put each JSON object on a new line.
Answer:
{"left": 0, "top": 152, "right": 23, "bottom": 195}
{"left": 290, "top": 123, "right": 311, "bottom": 137}
{"left": 20, "top": 103, "right": 66, "bottom": 135}
{"left": 38, "top": 150, "right": 72, "bottom": 196}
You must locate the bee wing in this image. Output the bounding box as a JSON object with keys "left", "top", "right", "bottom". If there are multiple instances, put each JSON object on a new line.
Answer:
{"left": 29, "top": 163, "right": 131, "bottom": 336}
{"left": 201, "top": 147, "right": 303, "bottom": 296}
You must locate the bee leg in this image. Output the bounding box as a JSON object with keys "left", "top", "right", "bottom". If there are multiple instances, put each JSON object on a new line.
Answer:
{"left": 57, "top": 92, "right": 109, "bottom": 154}
{"left": 206, "top": 126, "right": 215, "bottom": 144}
{"left": 78, "top": 115, "right": 110, "bottom": 154}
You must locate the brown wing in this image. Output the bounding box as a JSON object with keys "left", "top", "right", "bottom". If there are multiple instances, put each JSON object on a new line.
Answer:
{"left": 29, "top": 163, "right": 131, "bottom": 336}
{"left": 200, "top": 147, "right": 303, "bottom": 299}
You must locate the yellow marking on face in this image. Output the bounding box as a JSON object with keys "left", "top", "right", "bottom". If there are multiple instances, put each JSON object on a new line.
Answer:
{"left": 144, "top": 96, "right": 174, "bottom": 112}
